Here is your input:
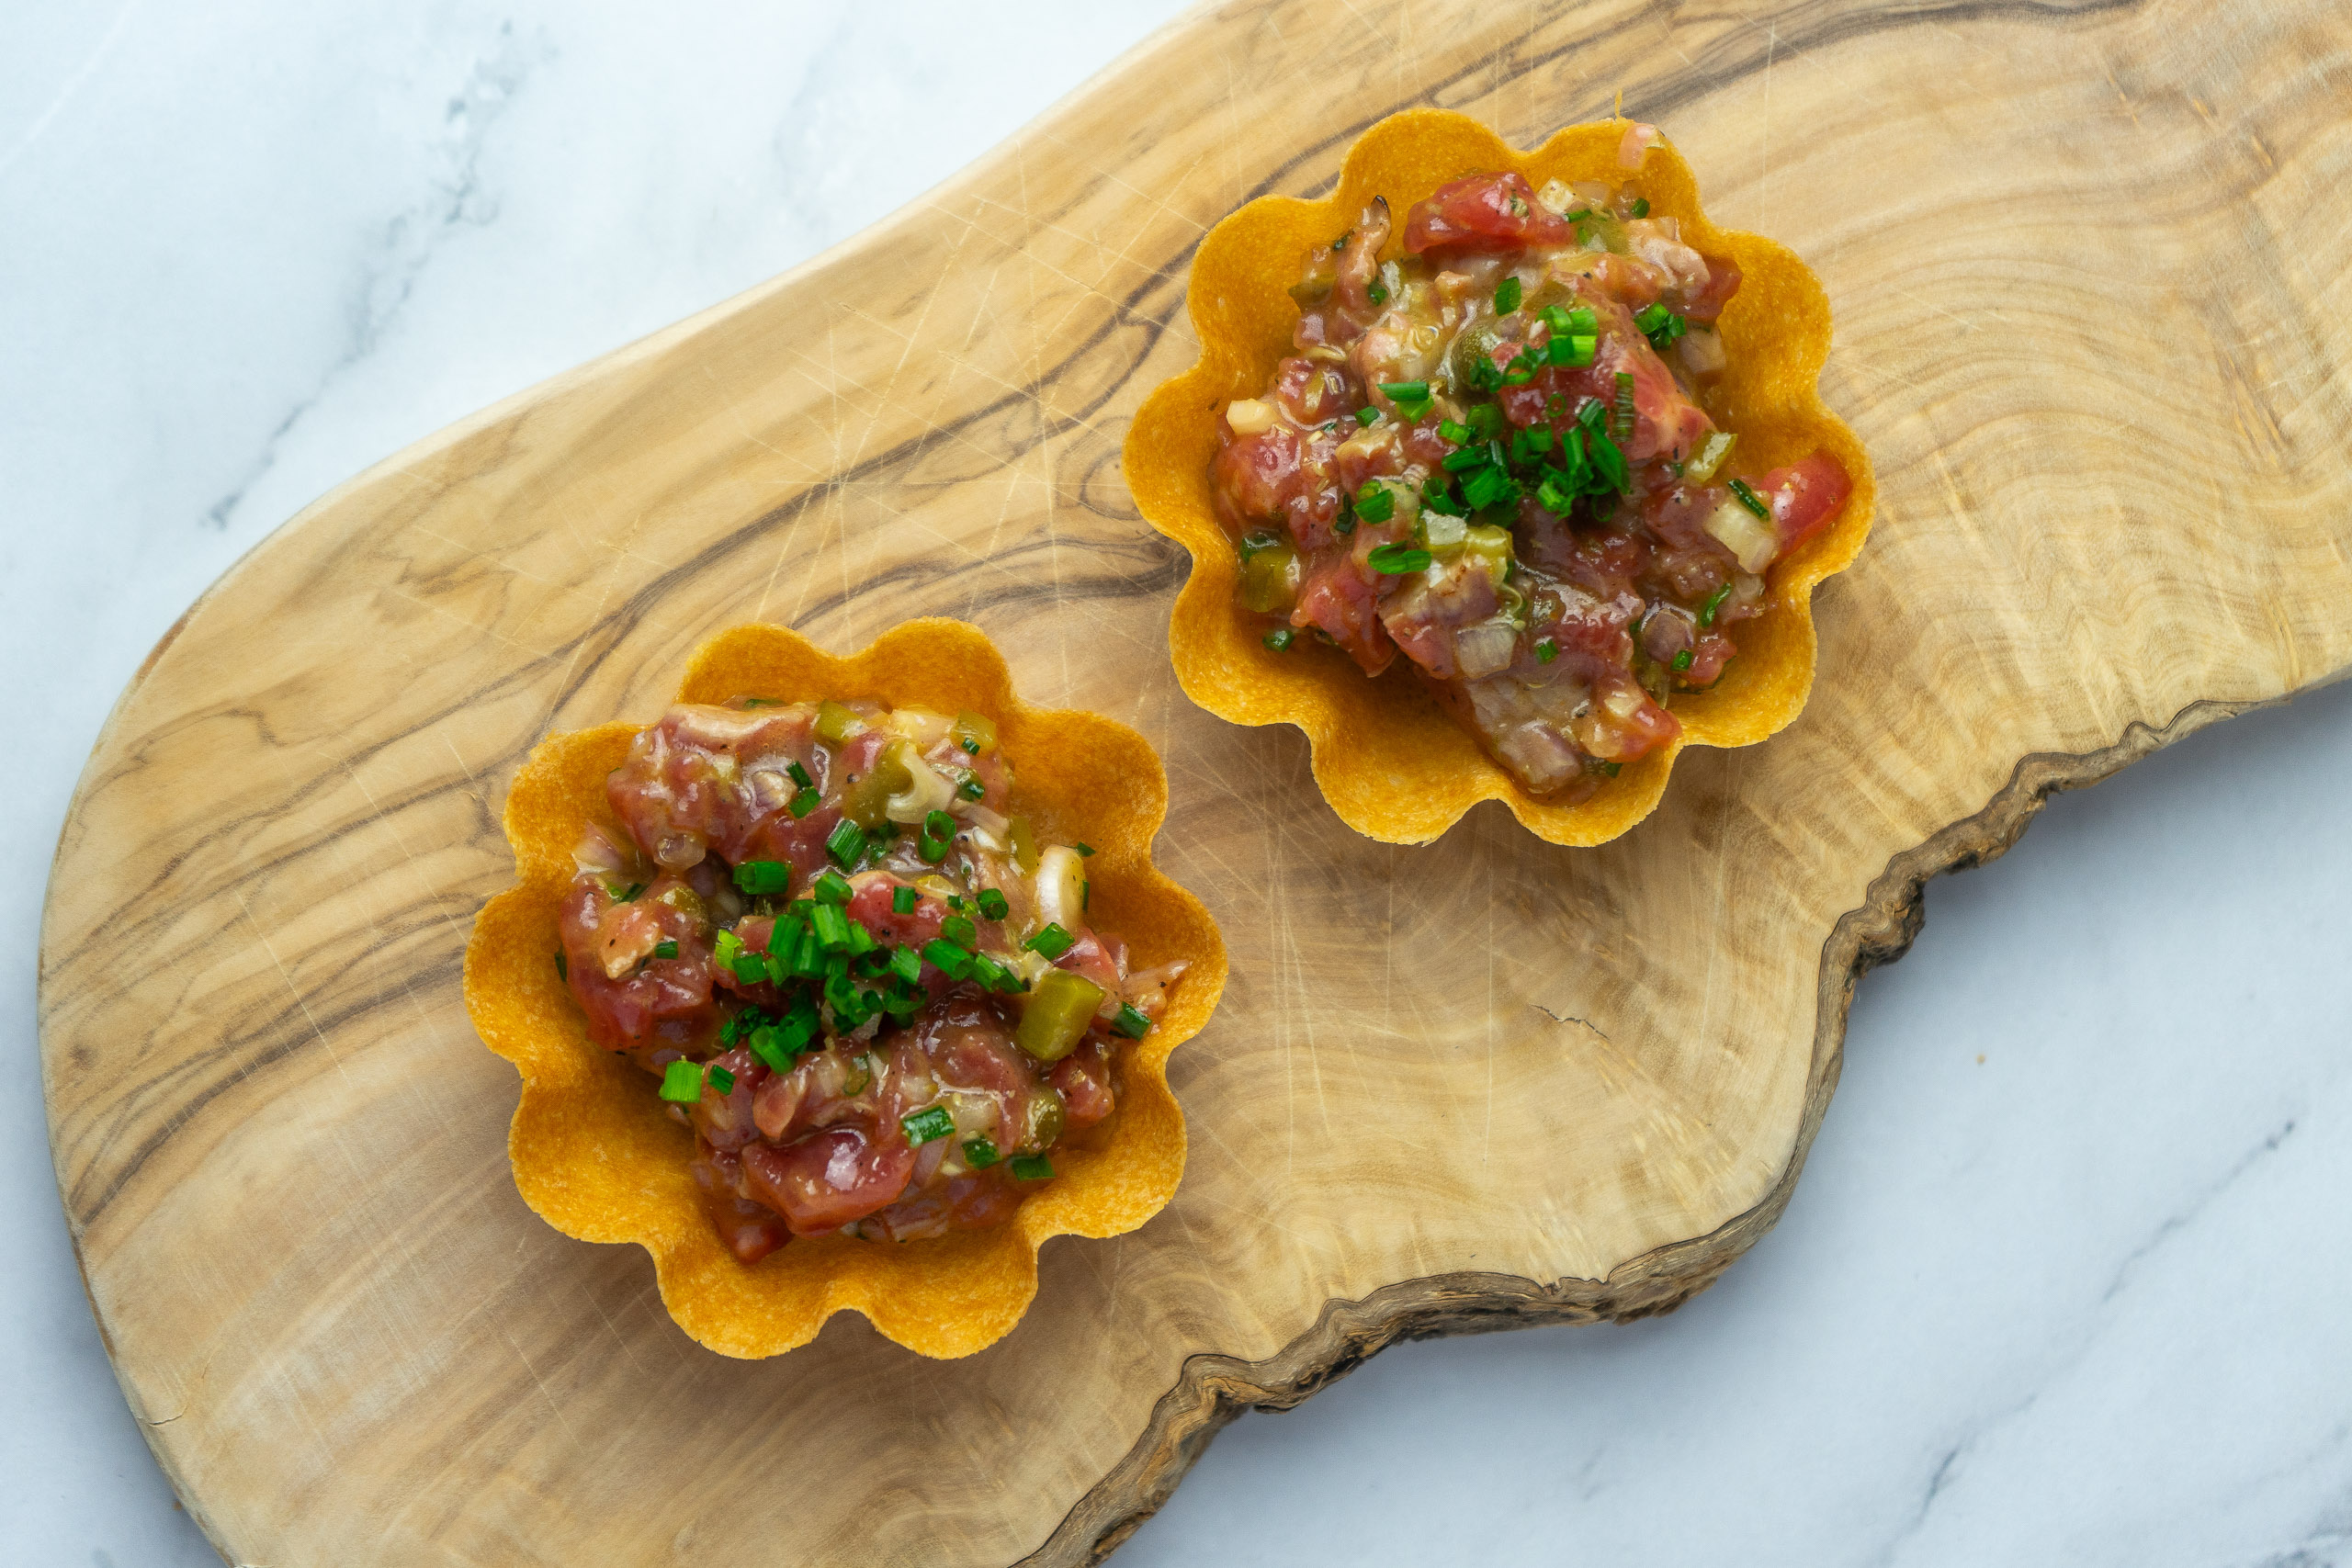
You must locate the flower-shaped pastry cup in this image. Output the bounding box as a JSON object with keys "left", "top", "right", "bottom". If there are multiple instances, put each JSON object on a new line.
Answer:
{"left": 1125, "top": 108, "right": 1875, "bottom": 846}
{"left": 463, "top": 621, "right": 1227, "bottom": 1359}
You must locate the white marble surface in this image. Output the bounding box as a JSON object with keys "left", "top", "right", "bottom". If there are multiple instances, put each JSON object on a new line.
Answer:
{"left": 6, "top": 5, "right": 2349, "bottom": 1565}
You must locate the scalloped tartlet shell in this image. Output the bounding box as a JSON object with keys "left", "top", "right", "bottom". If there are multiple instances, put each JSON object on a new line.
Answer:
{"left": 463, "top": 621, "right": 1227, "bottom": 1359}
{"left": 1125, "top": 108, "right": 1876, "bottom": 846}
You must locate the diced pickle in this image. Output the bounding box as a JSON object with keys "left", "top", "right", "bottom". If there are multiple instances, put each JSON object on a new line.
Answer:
{"left": 840, "top": 739, "right": 916, "bottom": 829}
{"left": 1018, "top": 1088, "right": 1068, "bottom": 1153}
{"left": 1007, "top": 814, "right": 1040, "bottom": 874}
{"left": 951, "top": 709, "right": 999, "bottom": 757}
{"left": 814, "top": 700, "right": 865, "bottom": 746}
{"left": 1239, "top": 538, "right": 1300, "bottom": 614}
{"left": 1014, "top": 969, "right": 1103, "bottom": 1063}
{"left": 1461, "top": 523, "right": 1515, "bottom": 578}
{"left": 1685, "top": 430, "right": 1737, "bottom": 484}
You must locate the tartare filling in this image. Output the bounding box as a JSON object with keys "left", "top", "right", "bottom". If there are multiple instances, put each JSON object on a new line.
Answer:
{"left": 555, "top": 696, "right": 1182, "bottom": 1262}
{"left": 1212, "top": 166, "right": 1852, "bottom": 797}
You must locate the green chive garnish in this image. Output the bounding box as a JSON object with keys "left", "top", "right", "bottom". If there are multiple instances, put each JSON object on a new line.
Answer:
{"left": 1010, "top": 1154, "right": 1055, "bottom": 1181}
{"left": 1672, "top": 648, "right": 1694, "bottom": 671}
{"left": 891, "top": 885, "right": 917, "bottom": 915}
{"left": 1354, "top": 407, "right": 1379, "bottom": 427}
{"left": 1368, "top": 544, "right": 1431, "bottom": 574}
{"left": 707, "top": 1066, "right": 736, "bottom": 1095}
{"left": 1494, "top": 276, "right": 1522, "bottom": 313}
{"left": 1113, "top": 1004, "right": 1152, "bottom": 1040}
{"left": 1024, "top": 923, "right": 1076, "bottom": 960}
{"left": 608, "top": 882, "right": 645, "bottom": 903}
{"left": 1353, "top": 483, "right": 1396, "bottom": 524}
{"left": 958, "top": 775, "right": 986, "bottom": 800}
{"left": 652, "top": 940, "right": 678, "bottom": 960}
{"left": 732, "top": 860, "right": 791, "bottom": 896}
{"left": 813, "top": 870, "right": 853, "bottom": 905}
{"left": 1701, "top": 583, "right": 1734, "bottom": 626}
{"left": 1377, "top": 380, "right": 1428, "bottom": 401}
{"left": 811, "top": 905, "right": 853, "bottom": 950}
{"left": 1263, "top": 626, "right": 1295, "bottom": 652}
{"left": 1630, "top": 197, "right": 1650, "bottom": 218}
{"left": 1075, "top": 843, "right": 1095, "bottom": 857}
{"left": 942, "top": 914, "right": 977, "bottom": 946}
{"left": 963, "top": 1136, "right": 1001, "bottom": 1169}
{"left": 1535, "top": 638, "right": 1559, "bottom": 664}
{"left": 901, "top": 1106, "right": 955, "bottom": 1145}
{"left": 977, "top": 888, "right": 1010, "bottom": 921}
{"left": 786, "top": 761, "right": 813, "bottom": 788}
{"left": 787, "top": 787, "right": 820, "bottom": 818}
{"left": 1728, "top": 477, "right": 1770, "bottom": 519}
{"left": 922, "top": 938, "right": 974, "bottom": 979}
{"left": 888, "top": 946, "right": 922, "bottom": 985}
{"left": 657, "top": 1060, "right": 704, "bottom": 1103}
{"left": 825, "top": 819, "right": 867, "bottom": 868}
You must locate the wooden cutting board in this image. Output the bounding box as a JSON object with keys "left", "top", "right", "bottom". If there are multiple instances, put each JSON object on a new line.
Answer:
{"left": 38, "top": 1, "right": 2352, "bottom": 1563}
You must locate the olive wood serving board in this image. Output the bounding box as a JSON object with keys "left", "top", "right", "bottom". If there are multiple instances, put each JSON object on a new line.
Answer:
{"left": 38, "top": 1, "right": 2352, "bottom": 1562}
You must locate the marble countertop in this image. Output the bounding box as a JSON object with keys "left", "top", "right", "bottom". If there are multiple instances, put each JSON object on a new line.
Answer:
{"left": 7, "top": 5, "right": 2348, "bottom": 1564}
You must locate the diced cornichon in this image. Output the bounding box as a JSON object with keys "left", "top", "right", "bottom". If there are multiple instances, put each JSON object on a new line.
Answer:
{"left": 840, "top": 737, "right": 916, "bottom": 829}
{"left": 1238, "top": 534, "right": 1300, "bottom": 614}
{"left": 1014, "top": 968, "right": 1104, "bottom": 1063}
{"left": 951, "top": 710, "right": 999, "bottom": 756}
{"left": 814, "top": 700, "right": 865, "bottom": 746}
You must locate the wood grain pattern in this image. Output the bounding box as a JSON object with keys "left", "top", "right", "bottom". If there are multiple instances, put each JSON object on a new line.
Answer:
{"left": 36, "top": 1, "right": 2352, "bottom": 1563}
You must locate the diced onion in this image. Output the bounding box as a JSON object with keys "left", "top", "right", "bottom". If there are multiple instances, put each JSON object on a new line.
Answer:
{"left": 887, "top": 706, "right": 951, "bottom": 746}
{"left": 1226, "top": 398, "right": 1276, "bottom": 435}
{"left": 1602, "top": 683, "right": 1646, "bottom": 721}
{"left": 1422, "top": 513, "right": 1467, "bottom": 553}
{"left": 1703, "top": 497, "right": 1779, "bottom": 573}
{"left": 1035, "top": 845, "right": 1087, "bottom": 931}
{"left": 884, "top": 748, "right": 956, "bottom": 824}
{"left": 1535, "top": 179, "right": 1575, "bottom": 216}
{"left": 1679, "top": 327, "right": 1727, "bottom": 377}
{"left": 1453, "top": 620, "right": 1519, "bottom": 680}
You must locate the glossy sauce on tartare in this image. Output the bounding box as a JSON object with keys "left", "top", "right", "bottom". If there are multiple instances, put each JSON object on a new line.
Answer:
{"left": 1212, "top": 164, "right": 1851, "bottom": 797}
{"left": 555, "top": 697, "right": 1183, "bottom": 1262}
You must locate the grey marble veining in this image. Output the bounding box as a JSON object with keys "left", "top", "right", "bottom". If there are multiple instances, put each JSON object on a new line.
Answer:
{"left": 6, "top": 5, "right": 2348, "bottom": 1565}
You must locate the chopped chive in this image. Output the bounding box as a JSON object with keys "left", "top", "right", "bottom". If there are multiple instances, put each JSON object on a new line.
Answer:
{"left": 924, "top": 809, "right": 956, "bottom": 839}
{"left": 922, "top": 938, "right": 974, "bottom": 979}
{"left": 1355, "top": 407, "right": 1379, "bottom": 427}
{"left": 1535, "top": 637, "right": 1559, "bottom": 664}
{"left": 1075, "top": 843, "right": 1095, "bottom": 857}
{"left": 1365, "top": 281, "right": 1388, "bottom": 305}
{"left": 731, "top": 951, "right": 767, "bottom": 984}
{"left": 811, "top": 904, "right": 853, "bottom": 950}
{"left": 608, "top": 882, "right": 645, "bottom": 903}
{"left": 787, "top": 787, "right": 820, "bottom": 818}
{"left": 1367, "top": 543, "right": 1432, "bottom": 574}
{"left": 957, "top": 775, "right": 986, "bottom": 800}
{"left": 1549, "top": 333, "right": 1597, "bottom": 368}
{"left": 900, "top": 1105, "right": 955, "bottom": 1145}
{"left": 1462, "top": 464, "right": 1519, "bottom": 511}
{"left": 888, "top": 945, "right": 922, "bottom": 985}
{"left": 1466, "top": 355, "right": 1505, "bottom": 392}
{"left": 651, "top": 939, "right": 678, "bottom": 960}
{"left": 825, "top": 819, "right": 867, "bottom": 868}
{"left": 963, "top": 1136, "right": 1001, "bottom": 1169}
{"left": 740, "top": 697, "right": 782, "bottom": 707}
{"left": 813, "top": 870, "right": 854, "bottom": 905}
{"left": 1010, "top": 1154, "right": 1055, "bottom": 1181}
{"left": 1728, "top": 477, "right": 1771, "bottom": 519}
{"left": 1701, "top": 583, "right": 1734, "bottom": 626}
{"left": 1600, "top": 761, "right": 1623, "bottom": 777}
{"left": 657, "top": 1060, "right": 704, "bottom": 1103}
{"left": 554, "top": 951, "right": 567, "bottom": 981}
{"left": 1352, "top": 483, "right": 1396, "bottom": 524}
{"left": 1438, "top": 419, "right": 1473, "bottom": 445}
{"left": 732, "top": 860, "right": 791, "bottom": 896}
{"left": 1419, "top": 480, "right": 1464, "bottom": 517}
{"left": 1263, "top": 626, "right": 1295, "bottom": 652}
{"left": 1441, "top": 446, "right": 1487, "bottom": 473}
{"left": 1376, "top": 380, "right": 1429, "bottom": 401}
{"left": 977, "top": 888, "right": 1009, "bottom": 921}
{"left": 786, "top": 761, "right": 813, "bottom": 788}
{"left": 1081, "top": 880, "right": 1090, "bottom": 913}
{"left": 942, "top": 914, "right": 977, "bottom": 946}
{"left": 707, "top": 1066, "right": 736, "bottom": 1096}
{"left": 1672, "top": 648, "right": 1695, "bottom": 672}
{"left": 891, "top": 885, "right": 917, "bottom": 915}
{"left": 1630, "top": 197, "right": 1650, "bottom": 218}
{"left": 1113, "top": 1004, "right": 1152, "bottom": 1040}
{"left": 1613, "top": 371, "right": 1637, "bottom": 440}
{"left": 1494, "top": 276, "right": 1523, "bottom": 313}
{"left": 1024, "top": 923, "right": 1076, "bottom": 960}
